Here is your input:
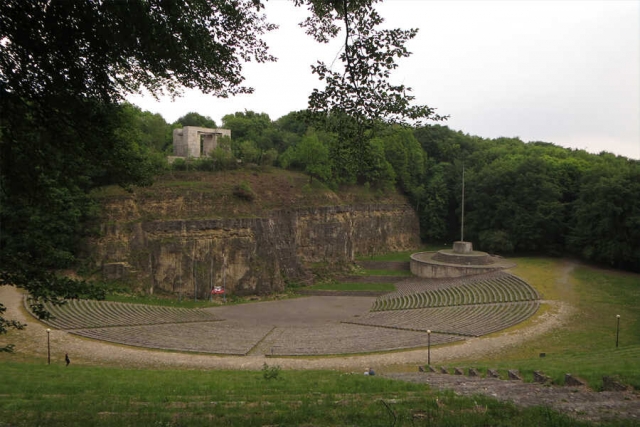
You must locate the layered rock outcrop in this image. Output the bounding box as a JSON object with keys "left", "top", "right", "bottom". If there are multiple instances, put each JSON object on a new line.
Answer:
{"left": 91, "top": 203, "right": 419, "bottom": 297}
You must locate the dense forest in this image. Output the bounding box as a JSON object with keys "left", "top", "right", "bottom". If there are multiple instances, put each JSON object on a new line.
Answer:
{"left": 120, "top": 106, "right": 640, "bottom": 273}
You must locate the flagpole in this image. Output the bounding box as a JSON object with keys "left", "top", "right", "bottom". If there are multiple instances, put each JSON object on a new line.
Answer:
{"left": 461, "top": 162, "right": 465, "bottom": 242}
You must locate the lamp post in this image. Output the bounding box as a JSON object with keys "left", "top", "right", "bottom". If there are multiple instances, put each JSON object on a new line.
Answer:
{"left": 427, "top": 330, "right": 431, "bottom": 366}
{"left": 46, "top": 329, "right": 51, "bottom": 365}
{"left": 616, "top": 315, "right": 620, "bottom": 348}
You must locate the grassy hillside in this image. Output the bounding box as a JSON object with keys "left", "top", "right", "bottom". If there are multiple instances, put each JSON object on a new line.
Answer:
{"left": 0, "top": 363, "right": 592, "bottom": 427}
{"left": 92, "top": 169, "right": 410, "bottom": 221}
{"left": 449, "top": 258, "right": 640, "bottom": 389}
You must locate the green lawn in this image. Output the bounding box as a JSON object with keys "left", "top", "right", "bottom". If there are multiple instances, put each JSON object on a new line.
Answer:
{"left": 307, "top": 282, "right": 396, "bottom": 292}
{"left": 361, "top": 269, "right": 412, "bottom": 276}
{"left": 448, "top": 258, "right": 640, "bottom": 390}
{"left": 0, "top": 362, "right": 594, "bottom": 427}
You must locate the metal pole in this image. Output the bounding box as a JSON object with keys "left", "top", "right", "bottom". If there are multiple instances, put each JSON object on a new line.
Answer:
{"left": 461, "top": 163, "right": 465, "bottom": 242}
{"left": 616, "top": 315, "right": 620, "bottom": 348}
{"left": 223, "top": 254, "right": 227, "bottom": 303}
{"left": 427, "top": 329, "right": 431, "bottom": 366}
{"left": 46, "top": 329, "right": 51, "bottom": 365}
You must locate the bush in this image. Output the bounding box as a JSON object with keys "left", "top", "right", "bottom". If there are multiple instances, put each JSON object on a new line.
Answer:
{"left": 261, "top": 148, "right": 278, "bottom": 167}
{"left": 233, "top": 181, "right": 255, "bottom": 201}
{"left": 194, "top": 157, "right": 214, "bottom": 171}
{"left": 262, "top": 363, "right": 281, "bottom": 380}
{"left": 210, "top": 146, "right": 237, "bottom": 170}
{"left": 171, "top": 157, "right": 187, "bottom": 171}
{"left": 478, "top": 230, "right": 514, "bottom": 254}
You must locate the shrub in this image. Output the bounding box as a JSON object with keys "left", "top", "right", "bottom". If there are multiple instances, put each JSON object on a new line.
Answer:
{"left": 233, "top": 181, "right": 255, "bottom": 201}
{"left": 171, "top": 157, "right": 187, "bottom": 171}
{"left": 262, "top": 362, "right": 281, "bottom": 380}
{"left": 261, "top": 148, "right": 278, "bottom": 167}
{"left": 210, "top": 145, "right": 237, "bottom": 170}
{"left": 194, "top": 157, "right": 214, "bottom": 171}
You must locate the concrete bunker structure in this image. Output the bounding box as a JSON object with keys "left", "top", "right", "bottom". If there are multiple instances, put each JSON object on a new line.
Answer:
{"left": 172, "top": 126, "right": 231, "bottom": 158}
{"left": 410, "top": 241, "right": 515, "bottom": 279}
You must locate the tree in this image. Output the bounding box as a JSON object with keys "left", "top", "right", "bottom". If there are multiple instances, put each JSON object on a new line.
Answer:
{"left": 464, "top": 154, "right": 565, "bottom": 254}
{"left": 299, "top": 0, "right": 446, "bottom": 183}
{"left": 569, "top": 161, "right": 640, "bottom": 271}
{"left": 235, "top": 140, "right": 262, "bottom": 164}
{"left": 133, "top": 109, "right": 173, "bottom": 153}
{"left": 174, "top": 112, "right": 218, "bottom": 129}
{"left": 0, "top": 0, "right": 277, "bottom": 350}
{"left": 294, "top": 133, "right": 331, "bottom": 183}
{"left": 0, "top": 1, "right": 276, "bottom": 103}
{"left": 416, "top": 163, "right": 449, "bottom": 241}
{"left": 209, "top": 137, "right": 237, "bottom": 171}
{"left": 274, "top": 111, "right": 308, "bottom": 154}
{"left": 222, "top": 111, "right": 277, "bottom": 151}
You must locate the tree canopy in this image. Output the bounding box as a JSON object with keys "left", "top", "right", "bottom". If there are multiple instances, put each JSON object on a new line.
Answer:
{"left": 0, "top": 0, "right": 444, "bottom": 350}
{"left": 0, "top": 0, "right": 276, "bottom": 103}
{"left": 0, "top": 0, "right": 273, "bottom": 349}
{"left": 299, "top": 0, "right": 447, "bottom": 183}
{"left": 174, "top": 112, "right": 218, "bottom": 129}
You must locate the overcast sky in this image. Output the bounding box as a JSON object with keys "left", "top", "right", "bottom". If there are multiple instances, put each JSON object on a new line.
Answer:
{"left": 128, "top": 0, "right": 640, "bottom": 159}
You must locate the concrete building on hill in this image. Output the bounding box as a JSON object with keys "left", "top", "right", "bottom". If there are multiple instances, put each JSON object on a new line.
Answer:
{"left": 172, "top": 126, "right": 231, "bottom": 158}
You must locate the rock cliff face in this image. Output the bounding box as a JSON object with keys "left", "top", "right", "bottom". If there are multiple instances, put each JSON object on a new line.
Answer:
{"left": 91, "top": 202, "right": 420, "bottom": 298}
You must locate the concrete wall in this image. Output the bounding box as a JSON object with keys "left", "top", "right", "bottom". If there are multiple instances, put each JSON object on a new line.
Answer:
{"left": 410, "top": 252, "right": 504, "bottom": 278}
{"left": 172, "top": 127, "right": 231, "bottom": 158}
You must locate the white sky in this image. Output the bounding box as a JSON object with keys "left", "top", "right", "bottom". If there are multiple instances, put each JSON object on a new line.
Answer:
{"left": 128, "top": 0, "right": 640, "bottom": 159}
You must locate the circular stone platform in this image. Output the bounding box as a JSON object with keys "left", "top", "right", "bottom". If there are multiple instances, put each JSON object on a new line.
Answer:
{"left": 431, "top": 249, "right": 494, "bottom": 266}
{"left": 411, "top": 241, "right": 515, "bottom": 279}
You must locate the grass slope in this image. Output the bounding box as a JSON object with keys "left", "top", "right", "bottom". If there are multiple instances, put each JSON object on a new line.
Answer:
{"left": 356, "top": 254, "right": 639, "bottom": 390}
{"left": 93, "top": 169, "right": 409, "bottom": 222}
{"left": 449, "top": 258, "right": 640, "bottom": 389}
{"left": 0, "top": 363, "right": 592, "bottom": 427}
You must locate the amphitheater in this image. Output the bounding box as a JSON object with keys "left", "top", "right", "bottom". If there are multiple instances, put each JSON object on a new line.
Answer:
{"left": 31, "top": 270, "right": 541, "bottom": 356}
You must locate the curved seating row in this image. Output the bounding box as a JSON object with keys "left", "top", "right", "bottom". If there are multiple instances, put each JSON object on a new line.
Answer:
{"left": 36, "top": 299, "right": 220, "bottom": 330}
{"left": 372, "top": 272, "right": 539, "bottom": 311}
{"left": 349, "top": 301, "right": 540, "bottom": 337}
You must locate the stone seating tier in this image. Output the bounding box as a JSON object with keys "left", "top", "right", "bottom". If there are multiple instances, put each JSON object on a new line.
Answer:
{"left": 431, "top": 249, "right": 494, "bottom": 266}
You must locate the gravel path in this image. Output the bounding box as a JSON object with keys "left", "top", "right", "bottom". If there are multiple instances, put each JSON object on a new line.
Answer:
{"left": 1, "top": 285, "right": 571, "bottom": 370}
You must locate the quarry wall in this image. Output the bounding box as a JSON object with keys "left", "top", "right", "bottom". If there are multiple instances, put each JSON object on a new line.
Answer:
{"left": 90, "top": 202, "right": 420, "bottom": 298}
